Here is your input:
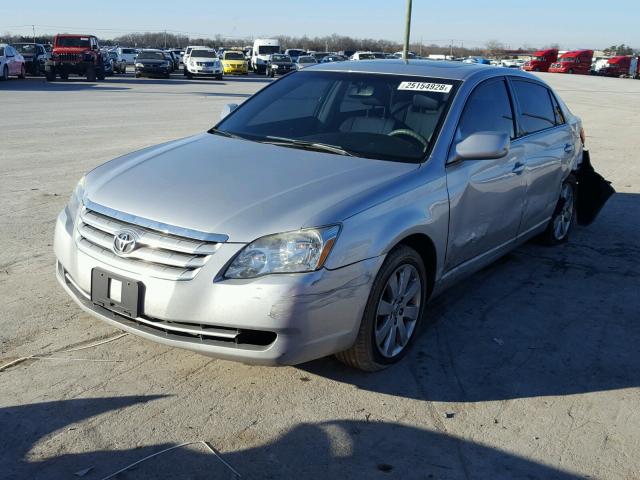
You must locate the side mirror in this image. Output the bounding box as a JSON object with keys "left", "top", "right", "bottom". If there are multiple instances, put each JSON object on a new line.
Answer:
{"left": 452, "top": 132, "right": 510, "bottom": 162}
{"left": 219, "top": 103, "right": 239, "bottom": 120}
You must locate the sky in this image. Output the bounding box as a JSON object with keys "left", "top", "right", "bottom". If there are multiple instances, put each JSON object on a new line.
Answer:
{"left": 1, "top": 0, "right": 638, "bottom": 50}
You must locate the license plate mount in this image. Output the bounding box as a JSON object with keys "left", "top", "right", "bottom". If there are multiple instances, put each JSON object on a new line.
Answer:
{"left": 91, "top": 268, "right": 142, "bottom": 318}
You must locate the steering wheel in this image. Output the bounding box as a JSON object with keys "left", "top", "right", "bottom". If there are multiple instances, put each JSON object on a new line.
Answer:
{"left": 387, "top": 129, "right": 429, "bottom": 151}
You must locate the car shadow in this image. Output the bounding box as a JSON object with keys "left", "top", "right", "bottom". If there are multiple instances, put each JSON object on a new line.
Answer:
{"left": 300, "top": 192, "right": 640, "bottom": 403}
{"left": 3, "top": 397, "right": 585, "bottom": 479}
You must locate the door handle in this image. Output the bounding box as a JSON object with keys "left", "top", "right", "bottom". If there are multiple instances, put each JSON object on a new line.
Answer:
{"left": 512, "top": 161, "right": 525, "bottom": 174}
{"left": 564, "top": 143, "right": 574, "bottom": 153}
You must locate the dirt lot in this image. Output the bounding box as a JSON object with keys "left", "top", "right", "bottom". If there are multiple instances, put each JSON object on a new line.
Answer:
{"left": 1, "top": 71, "right": 639, "bottom": 480}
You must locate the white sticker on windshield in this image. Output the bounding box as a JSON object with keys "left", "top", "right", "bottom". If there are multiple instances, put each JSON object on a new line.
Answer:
{"left": 398, "top": 82, "right": 452, "bottom": 93}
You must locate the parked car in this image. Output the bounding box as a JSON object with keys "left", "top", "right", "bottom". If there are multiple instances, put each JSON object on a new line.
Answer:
{"left": 171, "top": 49, "right": 184, "bottom": 64}
{"left": 0, "top": 44, "right": 26, "bottom": 80}
{"left": 182, "top": 45, "right": 210, "bottom": 74}
{"left": 134, "top": 49, "right": 171, "bottom": 78}
{"left": 102, "top": 51, "right": 114, "bottom": 76}
{"left": 463, "top": 56, "right": 491, "bottom": 65}
{"left": 54, "top": 60, "right": 612, "bottom": 371}
{"left": 351, "top": 51, "right": 377, "bottom": 60}
{"left": 185, "top": 49, "right": 223, "bottom": 79}
{"left": 45, "top": 34, "right": 105, "bottom": 81}
{"left": 320, "top": 55, "right": 347, "bottom": 63}
{"left": 164, "top": 50, "right": 179, "bottom": 71}
{"left": 221, "top": 50, "right": 248, "bottom": 75}
{"left": 312, "top": 52, "right": 331, "bottom": 62}
{"left": 549, "top": 50, "right": 594, "bottom": 75}
{"left": 265, "top": 53, "right": 294, "bottom": 77}
{"left": 598, "top": 55, "right": 632, "bottom": 77}
{"left": 284, "top": 49, "right": 306, "bottom": 62}
{"left": 117, "top": 47, "right": 138, "bottom": 65}
{"left": 295, "top": 55, "right": 318, "bottom": 69}
{"left": 11, "top": 43, "right": 48, "bottom": 75}
{"left": 252, "top": 38, "right": 280, "bottom": 74}
{"left": 107, "top": 51, "right": 127, "bottom": 74}
{"left": 523, "top": 48, "right": 559, "bottom": 72}
{"left": 500, "top": 59, "right": 525, "bottom": 68}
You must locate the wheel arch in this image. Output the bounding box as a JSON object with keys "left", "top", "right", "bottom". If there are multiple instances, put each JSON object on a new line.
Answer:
{"left": 390, "top": 233, "right": 437, "bottom": 299}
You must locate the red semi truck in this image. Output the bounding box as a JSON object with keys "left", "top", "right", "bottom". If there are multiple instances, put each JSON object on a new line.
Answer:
{"left": 598, "top": 56, "right": 632, "bottom": 77}
{"left": 523, "top": 48, "right": 558, "bottom": 72}
{"left": 549, "top": 49, "right": 594, "bottom": 74}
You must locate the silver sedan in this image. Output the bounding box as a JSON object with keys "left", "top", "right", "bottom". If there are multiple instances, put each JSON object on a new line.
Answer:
{"left": 54, "top": 60, "right": 611, "bottom": 370}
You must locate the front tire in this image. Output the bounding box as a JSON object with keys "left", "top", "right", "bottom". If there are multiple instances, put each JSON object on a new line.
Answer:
{"left": 336, "top": 246, "right": 427, "bottom": 371}
{"left": 540, "top": 176, "right": 577, "bottom": 245}
{"left": 18, "top": 65, "right": 26, "bottom": 78}
{"left": 1, "top": 65, "right": 8, "bottom": 81}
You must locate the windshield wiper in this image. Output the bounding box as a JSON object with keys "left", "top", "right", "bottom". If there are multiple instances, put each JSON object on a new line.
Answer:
{"left": 209, "top": 128, "right": 248, "bottom": 140}
{"left": 262, "top": 136, "right": 355, "bottom": 157}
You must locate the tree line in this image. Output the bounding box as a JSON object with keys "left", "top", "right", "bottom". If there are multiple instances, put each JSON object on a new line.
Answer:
{"left": 1, "top": 31, "right": 637, "bottom": 57}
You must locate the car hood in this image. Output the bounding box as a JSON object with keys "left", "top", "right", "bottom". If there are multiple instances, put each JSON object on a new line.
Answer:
{"left": 85, "top": 134, "right": 418, "bottom": 243}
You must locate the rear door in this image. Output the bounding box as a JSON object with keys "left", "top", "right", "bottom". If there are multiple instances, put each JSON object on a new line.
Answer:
{"left": 444, "top": 77, "right": 527, "bottom": 271}
{"left": 509, "top": 78, "right": 574, "bottom": 235}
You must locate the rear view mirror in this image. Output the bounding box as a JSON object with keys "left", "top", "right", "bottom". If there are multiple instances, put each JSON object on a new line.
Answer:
{"left": 220, "top": 103, "right": 239, "bottom": 120}
{"left": 452, "top": 132, "right": 510, "bottom": 162}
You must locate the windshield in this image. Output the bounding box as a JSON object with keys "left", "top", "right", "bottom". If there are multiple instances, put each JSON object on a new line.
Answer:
{"left": 271, "top": 54, "right": 290, "bottom": 62}
{"left": 57, "top": 37, "right": 91, "bottom": 48}
{"left": 298, "top": 57, "right": 316, "bottom": 64}
{"left": 191, "top": 50, "right": 217, "bottom": 58}
{"left": 215, "top": 71, "right": 458, "bottom": 163}
{"left": 14, "top": 44, "right": 36, "bottom": 54}
{"left": 258, "top": 45, "right": 280, "bottom": 55}
{"left": 224, "top": 51, "right": 245, "bottom": 60}
{"left": 121, "top": 48, "right": 135, "bottom": 54}
{"left": 137, "top": 51, "right": 165, "bottom": 60}
{"left": 559, "top": 57, "right": 576, "bottom": 63}
{"left": 358, "top": 53, "right": 376, "bottom": 60}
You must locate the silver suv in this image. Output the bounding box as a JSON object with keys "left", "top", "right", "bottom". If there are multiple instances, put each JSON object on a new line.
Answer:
{"left": 54, "top": 60, "right": 609, "bottom": 371}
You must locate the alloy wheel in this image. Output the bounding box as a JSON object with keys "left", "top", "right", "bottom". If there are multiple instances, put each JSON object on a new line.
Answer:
{"left": 553, "top": 183, "right": 574, "bottom": 240}
{"left": 374, "top": 264, "right": 422, "bottom": 358}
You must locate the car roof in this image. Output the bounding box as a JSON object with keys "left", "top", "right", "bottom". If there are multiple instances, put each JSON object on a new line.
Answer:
{"left": 310, "top": 59, "right": 537, "bottom": 82}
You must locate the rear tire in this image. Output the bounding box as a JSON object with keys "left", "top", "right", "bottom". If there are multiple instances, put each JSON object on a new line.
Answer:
{"left": 335, "top": 245, "right": 428, "bottom": 371}
{"left": 86, "top": 67, "right": 96, "bottom": 82}
{"left": 45, "top": 68, "right": 55, "bottom": 81}
{"left": 1, "top": 65, "right": 8, "bottom": 81}
{"left": 540, "top": 176, "right": 577, "bottom": 245}
{"left": 18, "top": 65, "right": 26, "bottom": 78}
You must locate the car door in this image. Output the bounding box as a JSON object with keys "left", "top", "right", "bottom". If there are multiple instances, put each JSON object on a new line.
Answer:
{"left": 6, "top": 46, "right": 16, "bottom": 75}
{"left": 509, "top": 78, "right": 573, "bottom": 235}
{"left": 444, "top": 77, "right": 526, "bottom": 272}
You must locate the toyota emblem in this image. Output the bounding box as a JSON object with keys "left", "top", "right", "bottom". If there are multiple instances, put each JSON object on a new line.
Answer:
{"left": 112, "top": 229, "right": 138, "bottom": 255}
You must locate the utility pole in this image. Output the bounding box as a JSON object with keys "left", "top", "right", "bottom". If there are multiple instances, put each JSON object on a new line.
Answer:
{"left": 403, "top": 0, "right": 412, "bottom": 60}
{"left": 164, "top": 30, "right": 167, "bottom": 49}
{"left": 450, "top": 40, "right": 453, "bottom": 58}
{"left": 32, "top": 25, "right": 36, "bottom": 44}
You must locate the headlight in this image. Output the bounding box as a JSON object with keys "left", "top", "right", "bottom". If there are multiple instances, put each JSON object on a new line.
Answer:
{"left": 272, "top": 64, "right": 279, "bottom": 68}
{"left": 224, "top": 226, "right": 340, "bottom": 279}
{"left": 66, "top": 176, "right": 85, "bottom": 220}
{"left": 135, "top": 62, "right": 143, "bottom": 67}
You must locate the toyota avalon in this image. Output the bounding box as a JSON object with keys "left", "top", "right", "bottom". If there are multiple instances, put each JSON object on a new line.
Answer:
{"left": 54, "top": 60, "right": 611, "bottom": 371}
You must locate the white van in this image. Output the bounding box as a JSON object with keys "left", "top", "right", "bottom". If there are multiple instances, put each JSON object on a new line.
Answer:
{"left": 117, "top": 47, "right": 138, "bottom": 65}
{"left": 251, "top": 39, "right": 280, "bottom": 73}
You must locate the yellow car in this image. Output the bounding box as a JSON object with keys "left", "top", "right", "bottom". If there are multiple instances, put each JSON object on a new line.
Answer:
{"left": 222, "top": 51, "right": 248, "bottom": 75}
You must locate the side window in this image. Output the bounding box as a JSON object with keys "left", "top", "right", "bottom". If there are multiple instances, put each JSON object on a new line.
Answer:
{"left": 511, "top": 80, "right": 557, "bottom": 135}
{"left": 549, "top": 91, "right": 566, "bottom": 125}
{"left": 457, "top": 79, "right": 515, "bottom": 140}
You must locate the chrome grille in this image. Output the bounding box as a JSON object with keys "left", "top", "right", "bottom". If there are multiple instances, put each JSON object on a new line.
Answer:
{"left": 76, "top": 208, "right": 220, "bottom": 281}
{"left": 57, "top": 53, "right": 83, "bottom": 62}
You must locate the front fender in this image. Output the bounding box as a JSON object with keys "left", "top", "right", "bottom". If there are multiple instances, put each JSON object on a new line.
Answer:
{"left": 325, "top": 165, "right": 449, "bottom": 282}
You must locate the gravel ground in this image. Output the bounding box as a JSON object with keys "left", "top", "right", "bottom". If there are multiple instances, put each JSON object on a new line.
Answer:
{"left": 1, "top": 70, "right": 639, "bottom": 480}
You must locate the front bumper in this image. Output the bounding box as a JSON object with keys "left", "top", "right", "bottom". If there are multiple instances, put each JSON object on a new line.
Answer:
{"left": 135, "top": 66, "right": 170, "bottom": 76}
{"left": 54, "top": 208, "right": 382, "bottom": 365}
{"left": 187, "top": 66, "right": 222, "bottom": 76}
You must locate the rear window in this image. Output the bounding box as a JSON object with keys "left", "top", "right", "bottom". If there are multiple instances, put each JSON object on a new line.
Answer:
{"left": 121, "top": 48, "right": 135, "bottom": 54}
{"left": 0, "top": 47, "right": 4, "bottom": 56}
{"left": 14, "top": 44, "right": 36, "bottom": 54}
{"left": 511, "top": 80, "right": 557, "bottom": 135}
